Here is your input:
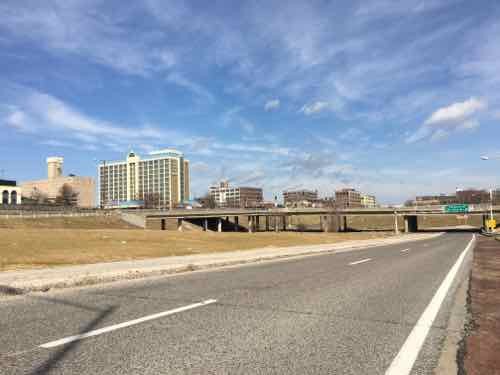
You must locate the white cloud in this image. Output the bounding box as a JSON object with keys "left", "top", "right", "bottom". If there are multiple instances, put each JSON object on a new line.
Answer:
{"left": 406, "top": 97, "right": 487, "bottom": 143}
{"left": 424, "top": 97, "right": 487, "bottom": 126}
{"left": 300, "top": 101, "right": 331, "bottom": 115}
{"left": 264, "top": 99, "right": 280, "bottom": 111}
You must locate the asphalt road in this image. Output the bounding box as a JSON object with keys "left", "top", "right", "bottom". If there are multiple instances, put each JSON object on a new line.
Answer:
{"left": 0, "top": 232, "right": 473, "bottom": 374}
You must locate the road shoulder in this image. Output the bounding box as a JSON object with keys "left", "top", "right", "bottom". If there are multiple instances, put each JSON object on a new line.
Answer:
{"left": 459, "top": 235, "right": 500, "bottom": 375}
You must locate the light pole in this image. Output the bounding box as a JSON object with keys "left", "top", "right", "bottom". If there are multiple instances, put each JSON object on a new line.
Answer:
{"left": 480, "top": 155, "right": 497, "bottom": 231}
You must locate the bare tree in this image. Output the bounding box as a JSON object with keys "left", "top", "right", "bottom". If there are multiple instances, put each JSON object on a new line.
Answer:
{"left": 196, "top": 193, "right": 216, "bottom": 208}
{"left": 29, "top": 188, "right": 50, "bottom": 205}
{"left": 56, "top": 184, "right": 79, "bottom": 206}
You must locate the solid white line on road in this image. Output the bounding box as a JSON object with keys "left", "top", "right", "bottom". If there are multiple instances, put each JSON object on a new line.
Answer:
{"left": 39, "top": 299, "right": 217, "bottom": 349}
{"left": 385, "top": 235, "right": 475, "bottom": 375}
{"left": 348, "top": 258, "right": 372, "bottom": 266}
{"left": 400, "top": 248, "right": 411, "bottom": 253}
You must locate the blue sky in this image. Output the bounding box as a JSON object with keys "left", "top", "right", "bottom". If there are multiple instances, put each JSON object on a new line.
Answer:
{"left": 1, "top": 0, "right": 499, "bottom": 204}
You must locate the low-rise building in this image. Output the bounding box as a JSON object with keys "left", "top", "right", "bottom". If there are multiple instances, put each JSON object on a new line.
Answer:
{"left": 283, "top": 189, "right": 318, "bottom": 208}
{"left": 456, "top": 189, "right": 490, "bottom": 204}
{"left": 0, "top": 179, "right": 21, "bottom": 205}
{"left": 209, "top": 181, "right": 263, "bottom": 208}
{"left": 361, "top": 194, "right": 377, "bottom": 208}
{"left": 21, "top": 157, "right": 95, "bottom": 207}
{"left": 335, "top": 188, "right": 362, "bottom": 208}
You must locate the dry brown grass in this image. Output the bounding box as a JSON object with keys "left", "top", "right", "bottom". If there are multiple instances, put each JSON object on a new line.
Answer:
{"left": 0, "top": 215, "right": 138, "bottom": 230}
{"left": 0, "top": 229, "right": 391, "bottom": 271}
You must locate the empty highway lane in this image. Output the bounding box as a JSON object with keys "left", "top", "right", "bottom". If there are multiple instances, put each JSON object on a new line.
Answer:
{"left": 0, "top": 233, "right": 473, "bottom": 374}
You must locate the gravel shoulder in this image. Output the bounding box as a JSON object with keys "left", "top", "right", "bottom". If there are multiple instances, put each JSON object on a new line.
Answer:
{"left": 460, "top": 234, "right": 500, "bottom": 375}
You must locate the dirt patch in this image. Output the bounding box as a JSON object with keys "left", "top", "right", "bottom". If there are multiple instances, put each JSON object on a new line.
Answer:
{"left": 461, "top": 235, "right": 500, "bottom": 374}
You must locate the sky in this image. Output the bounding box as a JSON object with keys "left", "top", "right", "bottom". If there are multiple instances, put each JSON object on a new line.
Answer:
{"left": 1, "top": 0, "right": 500, "bottom": 204}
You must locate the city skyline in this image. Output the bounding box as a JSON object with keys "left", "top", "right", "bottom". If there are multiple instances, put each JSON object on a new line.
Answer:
{"left": 1, "top": 1, "right": 500, "bottom": 204}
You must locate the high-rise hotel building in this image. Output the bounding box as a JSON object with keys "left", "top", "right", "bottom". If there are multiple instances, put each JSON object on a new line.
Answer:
{"left": 99, "top": 149, "right": 189, "bottom": 209}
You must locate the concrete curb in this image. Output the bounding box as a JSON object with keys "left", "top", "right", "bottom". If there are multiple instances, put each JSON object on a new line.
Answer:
{"left": 0, "top": 233, "right": 442, "bottom": 296}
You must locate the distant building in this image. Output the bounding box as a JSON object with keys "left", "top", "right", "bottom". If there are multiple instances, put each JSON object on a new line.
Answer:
{"left": 0, "top": 179, "right": 21, "bottom": 205}
{"left": 283, "top": 189, "right": 318, "bottom": 208}
{"left": 413, "top": 194, "right": 457, "bottom": 206}
{"left": 335, "top": 188, "right": 362, "bottom": 208}
{"left": 21, "top": 157, "right": 95, "bottom": 207}
{"left": 361, "top": 194, "right": 377, "bottom": 208}
{"left": 209, "top": 181, "right": 263, "bottom": 208}
{"left": 313, "top": 196, "right": 336, "bottom": 208}
{"left": 99, "top": 149, "right": 190, "bottom": 209}
{"left": 456, "top": 189, "right": 490, "bottom": 204}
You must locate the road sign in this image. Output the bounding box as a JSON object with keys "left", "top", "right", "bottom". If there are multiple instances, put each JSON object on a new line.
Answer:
{"left": 444, "top": 204, "right": 469, "bottom": 213}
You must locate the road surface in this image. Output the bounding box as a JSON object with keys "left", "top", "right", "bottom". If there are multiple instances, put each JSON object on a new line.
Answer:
{"left": 0, "top": 233, "right": 473, "bottom": 374}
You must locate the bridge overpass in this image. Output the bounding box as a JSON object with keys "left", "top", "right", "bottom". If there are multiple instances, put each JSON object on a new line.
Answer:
{"left": 138, "top": 205, "right": 499, "bottom": 233}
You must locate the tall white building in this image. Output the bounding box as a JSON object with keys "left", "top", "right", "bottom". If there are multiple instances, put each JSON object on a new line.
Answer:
{"left": 99, "top": 149, "right": 189, "bottom": 209}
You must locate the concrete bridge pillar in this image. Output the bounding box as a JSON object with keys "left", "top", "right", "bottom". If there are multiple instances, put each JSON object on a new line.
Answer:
{"left": 321, "top": 215, "right": 341, "bottom": 232}
{"left": 275, "top": 216, "right": 279, "bottom": 232}
{"left": 177, "top": 218, "right": 183, "bottom": 231}
{"left": 265, "top": 216, "right": 270, "bottom": 231}
{"left": 256, "top": 216, "right": 260, "bottom": 232}
{"left": 394, "top": 213, "right": 399, "bottom": 234}
{"left": 217, "top": 218, "right": 222, "bottom": 232}
{"left": 248, "top": 216, "right": 254, "bottom": 233}
{"left": 203, "top": 218, "right": 208, "bottom": 231}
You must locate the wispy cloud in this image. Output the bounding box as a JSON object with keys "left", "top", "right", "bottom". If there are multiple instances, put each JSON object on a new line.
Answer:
{"left": 0, "top": 1, "right": 177, "bottom": 76}
{"left": 2, "top": 87, "right": 193, "bottom": 151}
{"left": 264, "top": 99, "right": 280, "bottom": 111}
{"left": 166, "top": 72, "right": 215, "bottom": 103}
{"left": 300, "top": 101, "right": 336, "bottom": 115}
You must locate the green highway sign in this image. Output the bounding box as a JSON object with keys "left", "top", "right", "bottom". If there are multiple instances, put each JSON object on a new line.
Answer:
{"left": 444, "top": 204, "right": 469, "bottom": 213}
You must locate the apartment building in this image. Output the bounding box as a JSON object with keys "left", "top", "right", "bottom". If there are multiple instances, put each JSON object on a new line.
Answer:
{"left": 361, "top": 194, "right": 377, "bottom": 208}
{"left": 99, "top": 149, "right": 189, "bottom": 209}
{"left": 209, "top": 181, "right": 263, "bottom": 208}
{"left": 335, "top": 188, "right": 362, "bottom": 208}
{"left": 283, "top": 189, "right": 318, "bottom": 207}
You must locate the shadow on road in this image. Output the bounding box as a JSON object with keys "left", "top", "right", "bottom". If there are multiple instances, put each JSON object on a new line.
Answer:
{"left": 31, "top": 305, "right": 117, "bottom": 375}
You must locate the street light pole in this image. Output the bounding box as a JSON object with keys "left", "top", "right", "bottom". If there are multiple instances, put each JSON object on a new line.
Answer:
{"left": 480, "top": 155, "right": 497, "bottom": 232}
{"left": 490, "top": 188, "right": 494, "bottom": 221}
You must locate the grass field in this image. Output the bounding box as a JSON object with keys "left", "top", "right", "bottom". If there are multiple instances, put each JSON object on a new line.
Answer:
{"left": 0, "top": 215, "right": 139, "bottom": 229}
{"left": 0, "top": 228, "right": 391, "bottom": 271}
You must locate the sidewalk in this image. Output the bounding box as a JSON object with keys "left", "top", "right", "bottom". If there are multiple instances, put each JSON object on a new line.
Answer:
{"left": 0, "top": 233, "right": 440, "bottom": 295}
{"left": 461, "top": 234, "right": 500, "bottom": 374}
